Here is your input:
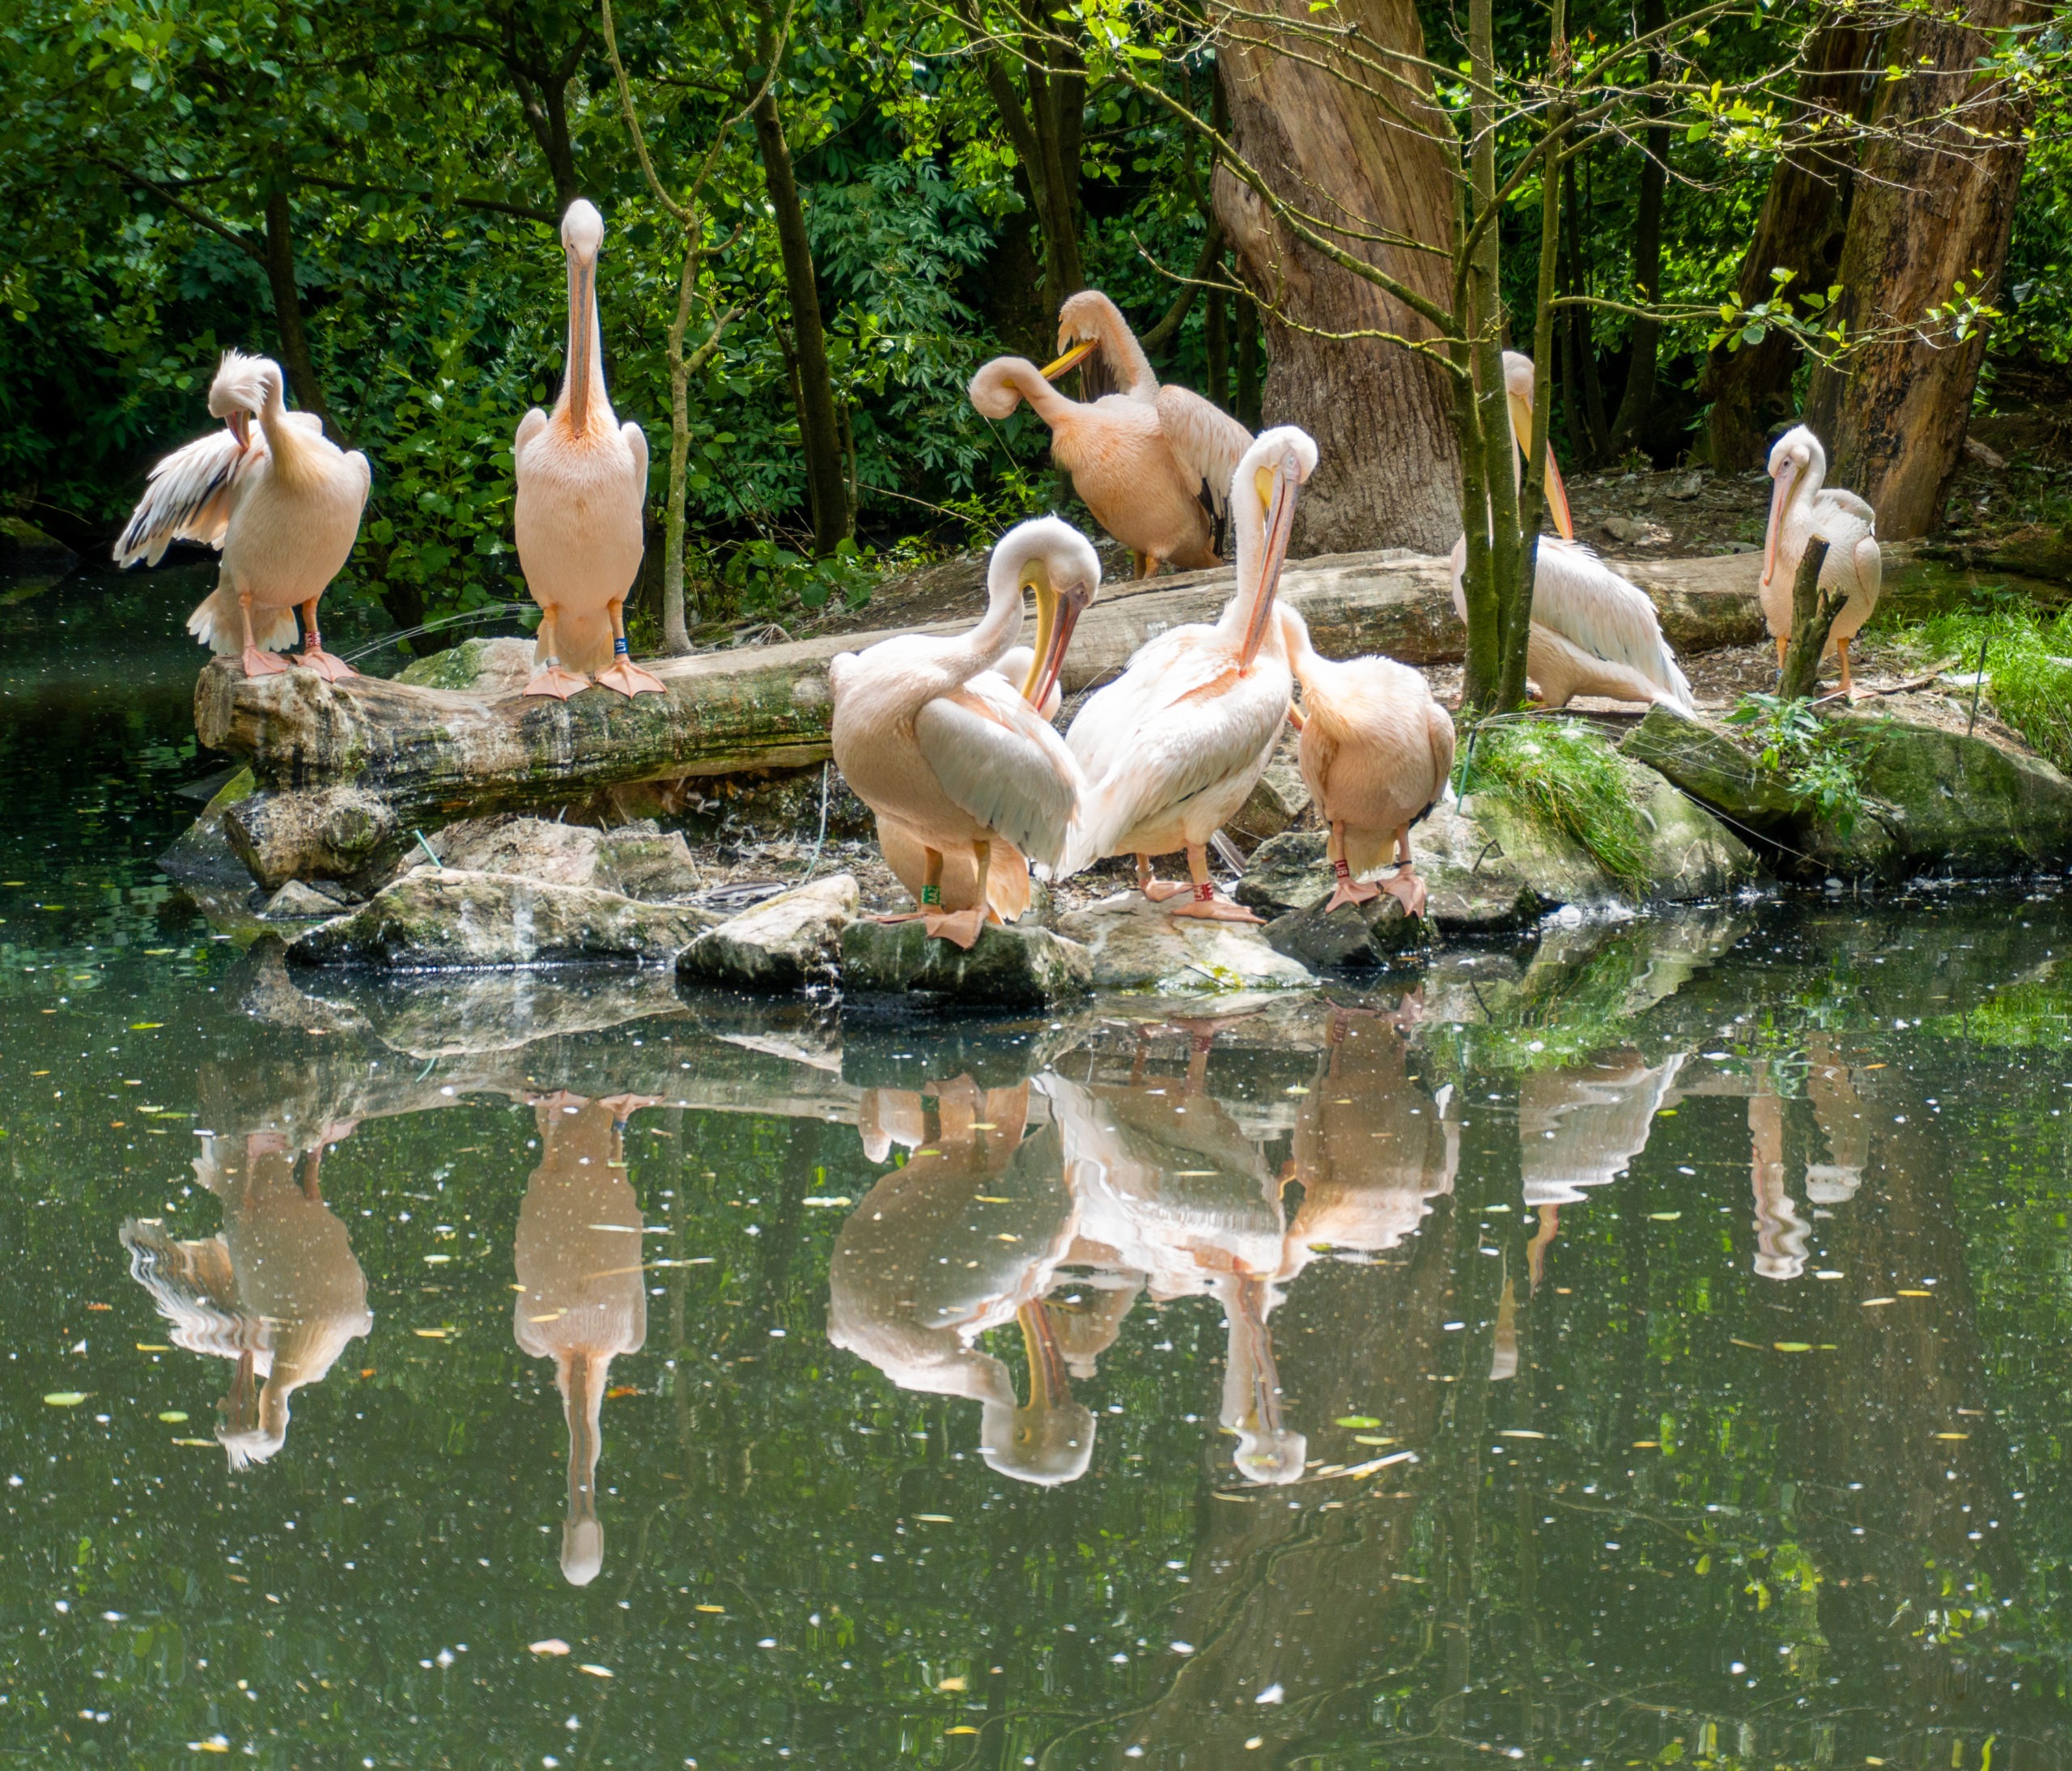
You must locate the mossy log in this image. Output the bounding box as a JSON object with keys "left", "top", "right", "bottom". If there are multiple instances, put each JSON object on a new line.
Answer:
{"left": 196, "top": 548, "right": 1770, "bottom": 888}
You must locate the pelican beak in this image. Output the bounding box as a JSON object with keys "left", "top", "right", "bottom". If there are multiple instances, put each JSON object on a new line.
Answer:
{"left": 1028, "top": 578, "right": 1092, "bottom": 711}
{"left": 1020, "top": 574, "right": 1056, "bottom": 703}
{"left": 1240, "top": 453, "right": 1301, "bottom": 669}
{"left": 1040, "top": 338, "right": 1098, "bottom": 381}
{"left": 1762, "top": 457, "right": 1798, "bottom": 589}
{"left": 1017, "top": 1300, "right": 1070, "bottom": 1414}
{"left": 567, "top": 251, "right": 596, "bottom": 435}
{"left": 228, "top": 410, "right": 251, "bottom": 452}
{"left": 1509, "top": 387, "right": 1572, "bottom": 540}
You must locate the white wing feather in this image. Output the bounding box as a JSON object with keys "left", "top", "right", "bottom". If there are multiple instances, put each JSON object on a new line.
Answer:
{"left": 1533, "top": 540, "right": 1692, "bottom": 708}
{"left": 113, "top": 427, "right": 262, "bottom": 567}
{"left": 1155, "top": 385, "right": 1251, "bottom": 525}
{"left": 622, "top": 420, "right": 649, "bottom": 524}
{"left": 915, "top": 677, "right": 1081, "bottom": 868}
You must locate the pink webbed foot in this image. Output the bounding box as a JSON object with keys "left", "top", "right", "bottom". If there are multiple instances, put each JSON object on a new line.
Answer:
{"left": 240, "top": 646, "right": 291, "bottom": 677}
{"left": 595, "top": 657, "right": 668, "bottom": 698}
{"left": 923, "top": 907, "right": 987, "bottom": 949}
{"left": 295, "top": 647, "right": 356, "bottom": 682}
{"left": 1322, "top": 877, "right": 1383, "bottom": 915}
{"left": 1169, "top": 894, "right": 1263, "bottom": 924}
{"left": 523, "top": 665, "right": 592, "bottom": 700}
{"left": 1380, "top": 868, "right": 1429, "bottom": 919}
{"left": 1140, "top": 878, "right": 1190, "bottom": 902}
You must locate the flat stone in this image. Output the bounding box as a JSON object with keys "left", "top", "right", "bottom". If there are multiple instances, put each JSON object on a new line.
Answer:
{"left": 1055, "top": 893, "right": 1315, "bottom": 992}
{"left": 594, "top": 824, "right": 705, "bottom": 900}
{"left": 430, "top": 816, "right": 602, "bottom": 885}
{"left": 287, "top": 868, "right": 717, "bottom": 969}
{"left": 1263, "top": 892, "right": 1432, "bottom": 970}
{"left": 1240, "top": 826, "right": 1545, "bottom": 933}
{"left": 680, "top": 873, "right": 860, "bottom": 993}
{"left": 1620, "top": 703, "right": 1801, "bottom": 834}
{"left": 839, "top": 918, "right": 1093, "bottom": 1009}
{"left": 261, "top": 880, "right": 342, "bottom": 920}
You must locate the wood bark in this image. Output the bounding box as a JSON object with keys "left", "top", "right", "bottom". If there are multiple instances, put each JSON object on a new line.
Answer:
{"left": 1802, "top": 0, "right": 2041, "bottom": 537}
{"left": 193, "top": 550, "right": 1770, "bottom": 886}
{"left": 261, "top": 187, "right": 337, "bottom": 440}
{"left": 753, "top": 91, "right": 852, "bottom": 555}
{"left": 1212, "top": 8, "right": 1462, "bottom": 554}
{"left": 1778, "top": 536, "right": 1844, "bottom": 699}
{"left": 1233, "top": 291, "right": 1261, "bottom": 431}
{"left": 489, "top": 5, "right": 588, "bottom": 211}
{"left": 960, "top": 7, "right": 1086, "bottom": 321}
{"left": 1609, "top": 0, "right": 1668, "bottom": 459}
{"left": 1700, "top": 23, "right": 1871, "bottom": 472}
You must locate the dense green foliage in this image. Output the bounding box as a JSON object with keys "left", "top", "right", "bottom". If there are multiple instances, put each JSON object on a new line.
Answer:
{"left": 1457, "top": 716, "right": 1654, "bottom": 888}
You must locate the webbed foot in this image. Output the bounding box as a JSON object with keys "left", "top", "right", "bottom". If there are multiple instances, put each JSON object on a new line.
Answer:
{"left": 523, "top": 665, "right": 592, "bottom": 699}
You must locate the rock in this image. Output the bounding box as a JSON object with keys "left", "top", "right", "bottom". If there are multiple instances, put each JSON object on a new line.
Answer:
{"left": 395, "top": 635, "right": 536, "bottom": 695}
{"left": 1620, "top": 703, "right": 1802, "bottom": 834}
{"left": 287, "top": 868, "right": 717, "bottom": 968}
{"left": 0, "top": 514, "right": 78, "bottom": 572}
{"left": 1227, "top": 741, "right": 1312, "bottom": 843}
{"left": 159, "top": 767, "right": 259, "bottom": 892}
{"left": 225, "top": 785, "right": 397, "bottom": 891}
{"left": 593, "top": 824, "right": 704, "bottom": 899}
{"left": 679, "top": 874, "right": 859, "bottom": 992}
{"left": 1630, "top": 771, "right": 1764, "bottom": 898}
{"left": 1662, "top": 472, "right": 1706, "bottom": 501}
{"left": 1603, "top": 516, "right": 1650, "bottom": 543}
{"left": 261, "top": 880, "right": 342, "bottom": 919}
{"left": 1263, "top": 892, "right": 1432, "bottom": 970}
{"left": 1055, "top": 893, "right": 1315, "bottom": 991}
{"left": 1239, "top": 826, "right": 1546, "bottom": 933}
{"left": 839, "top": 919, "right": 1093, "bottom": 1008}
{"left": 431, "top": 815, "right": 603, "bottom": 884}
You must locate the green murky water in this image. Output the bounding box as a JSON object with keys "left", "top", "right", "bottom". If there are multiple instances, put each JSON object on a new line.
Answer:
{"left": 5, "top": 572, "right": 2072, "bottom": 1768}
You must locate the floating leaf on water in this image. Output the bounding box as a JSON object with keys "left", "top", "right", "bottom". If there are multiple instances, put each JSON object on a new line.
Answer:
{"left": 1898, "top": 1289, "right": 1933, "bottom": 1297}
{"left": 936, "top": 1675, "right": 966, "bottom": 1691}
{"left": 1933, "top": 1432, "right": 1970, "bottom": 1441}
{"left": 1648, "top": 1212, "right": 1681, "bottom": 1222}
{"left": 579, "top": 1664, "right": 614, "bottom": 1679}
{"left": 187, "top": 1737, "right": 231, "bottom": 1753}
{"left": 413, "top": 1328, "right": 451, "bottom": 1339}
{"left": 1498, "top": 1429, "right": 1546, "bottom": 1439}
{"left": 695, "top": 1605, "right": 725, "bottom": 1614}
{"left": 529, "top": 1639, "right": 571, "bottom": 1656}
{"left": 1773, "top": 1342, "right": 1813, "bottom": 1353}
{"left": 135, "top": 1344, "right": 169, "bottom": 1353}
{"left": 129, "top": 1023, "right": 163, "bottom": 1030}
{"left": 422, "top": 1254, "right": 452, "bottom": 1264}
{"left": 1352, "top": 1434, "right": 1397, "bottom": 1447}
{"left": 172, "top": 1438, "right": 213, "bottom": 1447}
{"left": 802, "top": 1196, "right": 852, "bottom": 1207}
{"left": 1862, "top": 1297, "right": 1896, "bottom": 1306}
{"left": 43, "top": 1392, "right": 87, "bottom": 1407}
{"left": 945, "top": 1726, "right": 979, "bottom": 1735}
{"left": 157, "top": 1411, "right": 188, "bottom": 1424}
{"left": 915, "top": 1514, "right": 953, "bottom": 1523}
{"left": 1335, "top": 1416, "right": 1381, "bottom": 1429}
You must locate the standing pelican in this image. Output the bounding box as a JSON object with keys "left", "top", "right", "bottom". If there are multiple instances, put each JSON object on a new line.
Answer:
{"left": 970, "top": 290, "right": 1252, "bottom": 578}
{"left": 830, "top": 517, "right": 1097, "bottom": 949}
{"left": 1279, "top": 605, "right": 1455, "bottom": 916}
{"left": 1761, "top": 424, "right": 1882, "bottom": 695}
{"left": 514, "top": 200, "right": 659, "bottom": 699}
{"left": 1450, "top": 353, "right": 1692, "bottom": 710}
{"left": 1059, "top": 427, "right": 1315, "bottom": 919}
{"left": 115, "top": 350, "right": 370, "bottom": 679}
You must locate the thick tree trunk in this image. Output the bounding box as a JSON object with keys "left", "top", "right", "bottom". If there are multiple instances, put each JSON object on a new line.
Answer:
{"left": 261, "top": 188, "right": 337, "bottom": 440}
{"left": 1205, "top": 278, "right": 1230, "bottom": 411}
{"left": 1212, "top": 11, "right": 1461, "bottom": 554}
{"left": 752, "top": 91, "right": 852, "bottom": 555}
{"left": 1700, "top": 24, "right": 1870, "bottom": 471}
{"left": 964, "top": 15, "right": 1085, "bottom": 325}
{"left": 1802, "top": 0, "right": 2040, "bottom": 537}
{"left": 1233, "top": 291, "right": 1261, "bottom": 431}
{"left": 1609, "top": 0, "right": 1668, "bottom": 458}
{"left": 1560, "top": 162, "right": 1611, "bottom": 464}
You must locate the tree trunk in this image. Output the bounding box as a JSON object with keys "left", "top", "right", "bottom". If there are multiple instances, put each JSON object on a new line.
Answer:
{"left": 1561, "top": 161, "right": 1611, "bottom": 463}
{"left": 1608, "top": 0, "right": 1667, "bottom": 458}
{"left": 1205, "top": 278, "right": 1229, "bottom": 412}
{"left": 1802, "top": 0, "right": 2041, "bottom": 537}
{"left": 963, "top": 15, "right": 1085, "bottom": 324}
{"left": 1700, "top": 23, "right": 1871, "bottom": 471}
{"left": 261, "top": 187, "right": 337, "bottom": 440}
{"left": 1212, "top": 8, "right": 1461, "bottom": 555}
{"left": 1233, "top": 291, "right": 1262, "bottom": 431}
{"left": 751, "top": 90, "right": 852, "bottom": 556}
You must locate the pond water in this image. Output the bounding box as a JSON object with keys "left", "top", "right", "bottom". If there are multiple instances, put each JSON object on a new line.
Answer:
{"left": 4, "top": 571, "right": 2072, "bottom": 1769}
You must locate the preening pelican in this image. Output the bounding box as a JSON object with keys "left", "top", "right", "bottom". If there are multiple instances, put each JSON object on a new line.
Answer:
{"left": 1279, "top": 604, "right": 1454, "bottom": 917}
{"left": 115, "top": 350, "right": 370, "bottom": 679}
{"left": 970, "top": 290, "right": 1252, "bottom": 578}
{"left": 514, "top": 200, "right": 658, "bottom": 699}
{"left": 1450, "top": 353, "right": 1692, "bottom": 710}
{"left": 1761, "top": 424, "right": 1882, "bottom": 695}
{"left": 830, "top": 517, "right": 1097, "bottom": 949}
{"left": 1059, "top": 427, "right": 1316, "bottom": 919}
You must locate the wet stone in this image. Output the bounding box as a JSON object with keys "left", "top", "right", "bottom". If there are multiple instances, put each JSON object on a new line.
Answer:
{"left": 1263, "top": 892, "right": 1432, "bottom": 971}
{"left": 261, "top": 880, "right": 344, "bottom": 920}
{"left": 680, "top": 873, "right": 860, "bottom": 994}
{"left": 1055, "top": 893, "right": 1316, "bottom": 992}
{"left": 839, "top": 918, "right": 1093, "bottom": 1009}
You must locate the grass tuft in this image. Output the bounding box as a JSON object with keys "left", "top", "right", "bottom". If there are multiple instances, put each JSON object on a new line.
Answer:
{"left": 1905, "top": 605, "right": 2072, "bottom": 774}
{"left": 1456, "top": 718, "right": 1653, "bottom": 891}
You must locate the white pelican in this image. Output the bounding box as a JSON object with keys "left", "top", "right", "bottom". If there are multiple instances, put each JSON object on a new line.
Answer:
{"left": 830, "top": 516, "right": 1097, "bottom": 949}
{"left": 514, "top": 200, "right": 659, "bottom": 699}
{"left": 1059, "top": 427, "right": 1316, "bottom": 919}
{"left": 1450, "top": 352, "right": 1693, "bottom": 710}
{"left": 115, "top": 350, "right": 370, "bottom": 679}
{"left": 1761, "top": 423, "right": 1882, "bottom": 695}
{"left": 1279, "top": 604, "right": 1455, "bottom": 917}
{"left": 970, "top": 289, "right": 1252, "bottom": 578}
{"left": 1519, "top": 1051, "right": 1685, "bottom": 1287}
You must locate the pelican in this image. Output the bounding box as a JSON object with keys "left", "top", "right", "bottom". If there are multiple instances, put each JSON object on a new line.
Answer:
{"left": 1279, "top": 604, "right": 1454, "bottom": 917}
{"left": 115, "top": 350, "right": 370, "bottom": 679}
{"left": 512, "top": 1093, "right": 652, "bottom": 1585}
{"left": 1761, "top": 424, "right": 1882, "bottom": 695}
{"left": 514, "top": 200, "right": 659, "bottom": 699}
{"left": 830, "top": 517, "right": 1096, "bottom": 949}
{"left": 1519, "top": 1051, "right": 1685, "bottom": 1287}
{"left": 970, "top": 290, "right": 1252, "bottom": 578}
{"left": 1059, "top": 427, "right": 1315, "bottom": 919}
{"left": 1450, "top": 352, "right": 1692, "bottom": 710}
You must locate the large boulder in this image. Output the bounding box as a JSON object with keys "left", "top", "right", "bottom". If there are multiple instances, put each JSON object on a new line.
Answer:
{"left": 1620, "top": 703, "right": 1801, "bottom": 835}
{"left": 679, "top": 873, "right": 859, "bottom": 992}
{"left": 1055, "top": 893, "right": 1316, "bottom": 991}
{"left": 287, "top": 868, "right": 716, "bottom": 968}
{"left": 427, "top": 815, "right": 705, "bottom": 900}
{"left": 839, "top": 919, "right": 1093, "bottom": 1009}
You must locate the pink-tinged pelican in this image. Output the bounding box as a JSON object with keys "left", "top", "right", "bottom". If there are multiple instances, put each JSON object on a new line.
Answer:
{"left": 1279, "top": 604, "right": 1455, "bottom": 917}
{"left": 830, "top": 517, "right": 1098, "bottom": 950}
{"left": 514, "top": 200, "right": 659, "bottom": 699}
{"left": 1450, "top": 352, "right": 1693, "bottom": 710}
{"left": 969, "top": 290, "right": 1252, "bottom": 578}
{"left": 1059, "top": 427, "right": 1316, "bottom": 919}
{"left": 115, "top": 350, "right": 370, "bottom": 679}
{"left": 1761, "top": 424, "right": 1882, "bottom": 695}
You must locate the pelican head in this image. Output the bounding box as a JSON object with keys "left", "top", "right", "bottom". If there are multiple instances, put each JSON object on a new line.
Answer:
{"left": 558, "top": 199, "right": 606, "bottom": 434}
{"left": 1043, "top": 288, "right": 1133, "bottom": 393}
{"left": 978, "top": 1302, "right": 1096, "bottom": 1487}
{"left": 1234, "top": 426, "right": 1318, "bottom": 669}
{"left": 561, "top": 197, "right": 605, "bottom": 261}
{"left": 1501, "top": 350, "right": 1573, "bottom": 541}
{"left": 207, "top": 350, "right": 280, "bottom": 452}
{"left": 968, "top": 356, "right": 1043, "bottom": 420}
{"left": 1763, "top": 424, "right": 1824, "bottom": 588}
{"left": 992, "top": 516, "right": 1102, "bottom": 710}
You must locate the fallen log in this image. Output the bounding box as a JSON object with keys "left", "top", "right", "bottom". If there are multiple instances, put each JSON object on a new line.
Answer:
{"left": 195, "top": 547, "right": 1770, "bottom": 888}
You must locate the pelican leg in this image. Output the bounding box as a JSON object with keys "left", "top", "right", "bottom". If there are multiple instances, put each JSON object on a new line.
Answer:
{"left": 524, "top": 605, "right": 591, "bottom": 699}
{"left": 1837, "top": 635, "right": 1862, "bottom": 702}
{"left": 925, "top": 839, "right": 991, "bottom": 949}
{"left": 1169, "top": 843, "right": 1263, "bottom": 923}
{"left": 1526, "top": 1204, "right": 1560, "bottom": 1291}
{"left": 1773, "top": 633, "right": 1789, "bottom": 677}
{"left": 1139, "top": 853, "right": 1190, "bottom": 902}
{"left": 237, "top": 588, "right": 290, "bottom": 677}
{"left": 293, "top": 599, "right": 356, "bottom": 682}
{"left": 1130, "top": 551, "right": 1152, "bottom": 581}
{"left": 1321, "top": 819, "right": 1382, "bottom": 915}
{"left": 875, "top": 846, "right": 944, "bottom": 924}
{"left": 596, "top": 598, "right": 667, "bottom": 697}
{"left": 1379, "top": 825, "right": 1429, "bottom": 918}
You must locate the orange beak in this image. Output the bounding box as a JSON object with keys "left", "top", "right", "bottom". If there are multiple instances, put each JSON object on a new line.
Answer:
{"left": 1508, "top": 388, "right": 1572, "bottom": 540}
{"left": 228, "top": 410, "right": 252, "bottom": 452}
{"left": 1240, "top": 454, "right": 1301, "bottom": 670}
{"left": 1762, "top": 459, "right": 1798, "bottom": 589}
{"left": 1026, "top": 582, "right": 1090, "bottom": 711}
{"left": 1040, "top": 338, "right": 1098, "bottom": 381}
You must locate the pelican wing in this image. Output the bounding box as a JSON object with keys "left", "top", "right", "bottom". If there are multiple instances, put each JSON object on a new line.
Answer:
{"left": 1535, "top": 540, "right": 1692, "bottom": 708}
{"left": 113, "top": 427, "right": 262, "bottom": 567}
{"left": 915, "top": 678, "right": 1080, "bottom": 869}
{"left": 1823, "top": 487, "right": 1876, "bottom": 527}
{"left": 1156, "top": 385, "right": 1252, "bottom": 535}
